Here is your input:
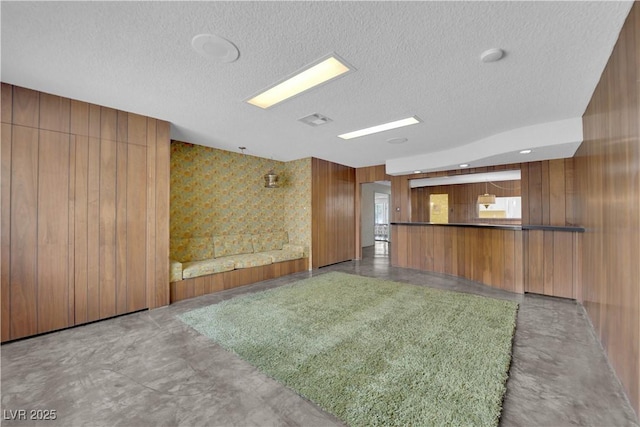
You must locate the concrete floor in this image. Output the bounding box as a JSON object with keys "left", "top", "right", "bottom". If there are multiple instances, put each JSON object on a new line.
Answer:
{"left": 2, "top": 242, "right": 638, "bottom": 426}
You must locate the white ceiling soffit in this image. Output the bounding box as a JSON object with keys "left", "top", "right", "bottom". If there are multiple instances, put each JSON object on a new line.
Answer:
{"left": 410, "top": 170, "right": 522, "bottom": 189}
{"left": 387, "top": 117, "right": 582, "bottom": 175}
{"left": 0, "top": 2, "right": 633, "bottom": 170}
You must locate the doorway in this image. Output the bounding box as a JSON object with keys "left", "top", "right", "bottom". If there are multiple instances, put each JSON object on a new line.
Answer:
{"left": 361, "top": 182, "right": 391, "bottom": 258}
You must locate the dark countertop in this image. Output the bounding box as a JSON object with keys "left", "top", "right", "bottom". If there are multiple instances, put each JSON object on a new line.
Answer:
{"left": 390, "top": 222, "right": 585, "bottom": 233}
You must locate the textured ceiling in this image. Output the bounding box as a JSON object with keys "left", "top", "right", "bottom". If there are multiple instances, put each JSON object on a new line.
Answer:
{"left": 1, "top": 1, "right": 633, "bottom": 172}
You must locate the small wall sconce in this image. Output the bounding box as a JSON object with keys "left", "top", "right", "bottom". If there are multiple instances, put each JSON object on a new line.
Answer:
{"left": 264, "top": 169, "right": 279, "bottom": 188}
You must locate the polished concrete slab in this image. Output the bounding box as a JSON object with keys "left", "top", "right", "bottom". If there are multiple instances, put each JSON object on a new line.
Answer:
{"left": 2, "top": 242, "right": 638, "bottom": 426}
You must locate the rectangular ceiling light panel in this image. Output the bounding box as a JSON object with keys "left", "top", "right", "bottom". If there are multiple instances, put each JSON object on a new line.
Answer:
{"left": 246, "top": 55, "right": 352, "bottom": 109}
{"left": 338, "top": 116, "right": 421, "bottom": 140}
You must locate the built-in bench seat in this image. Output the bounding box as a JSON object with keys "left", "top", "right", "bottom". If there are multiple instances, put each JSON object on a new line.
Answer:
{"left": 169, "top": 231, "right": 308, "bottom": 302}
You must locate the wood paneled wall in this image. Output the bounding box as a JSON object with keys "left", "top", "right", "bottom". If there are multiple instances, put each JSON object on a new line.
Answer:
{"left": 524, "top": 230, "right": 581, "bottom": 299}
{"left": 575, "top": 3, "right": 639, "bottom": 415}
{"left": 411, "top": 180, "right": 521, "bottom": 223}
{"left": 521, "top": 159, "right": 575, "bottom": 225}
{"left": 1, "top": 84, "right": 170, "bottom": 342}
{"left": 311, "top": 158, "right": 355, "bottom": 268}
{"left": 393, "top": 224, "right": 525, "bottom": 294}
{"left": 355, "top": 164, "right": 391, "bottom": 259}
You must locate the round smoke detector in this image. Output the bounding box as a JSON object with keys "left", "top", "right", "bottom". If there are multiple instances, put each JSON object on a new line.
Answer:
{"left": 191, "top": 33, "right": 239, "bottom": 63}
{"left": 480, "top": 48, "right": 504, "bottom": 63}
{"left": 387, "top": 137, "right": 408, "bottom": 145}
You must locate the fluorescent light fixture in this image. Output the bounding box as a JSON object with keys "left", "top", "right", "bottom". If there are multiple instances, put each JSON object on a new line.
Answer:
{"left": 339, "top": 116, "right": 421, "bottom": 140}
{"left": 246, "top": 54, "right": 352, "bottom": 109}
{"left": 519, "top": 149, "right": 532, "bottom": 154}
{"left": 414, "top": 170, "right": 422, "bottom": 174}
{"left": 459, "top": 163, "right": 470, "bottom": 168}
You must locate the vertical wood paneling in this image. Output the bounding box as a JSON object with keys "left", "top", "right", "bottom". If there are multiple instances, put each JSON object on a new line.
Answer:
{"left": 10, "top": 125, "right": 39, "bottom": 339}
{"left": 552, "top": 232, "right": 573, "bottom": 298}
{"left": 12, "top": 87, "right": 39, "bottom": 128}
{"left": 37, "top": 130, "right": 70, "bottom": 333}
{"left": 564, "top": 158, "right": 576, "bottom": 225}
{"left": 39, "top": 93, "right": 70, "bottom": 134}
{"left": 117, "top": 111, "right": 128, "bottom": 143}
{"left": 127, "top": 144, "right": 147, "bottom": 311}
{"left": 573, "top": 233, "right": 582, "bottom": 302}
{"left": 127, "top": 113, "right": 147, "bottom": 146}
{"left": 491, "top": 230, "right": 504, "bottom": 290}
{"left": 577, "top": 3, "right": 640, "bottom": 414}
{"left": 526, "top": 230, "right": 544, "bottom": 294}
{"left": 70, "top": 100, "right": 89, "bottom": 136}
{"left": 154, "top": 121, "right": 170, "bottom": 308}
{"left": 99, "top": 139, "right": 117, "bottom": 319}
{"left": 115, "top": 142, "right": 128, "bottom": 314}
{"left": 100, "top": 107, "right": 117, "bottom": 142}
{"left": 503, "top": 231, "right": 515, "bottom": 292}
{"left": 88, "top": 104, "right": 101, "bottom": 139}
{"left": 146, "top": 119, "right": 157, "bottom": 309}
{"left": 514, "top": 231, "right": 524, "bottom": 294}
{"left": 393, "top": 224, "right": 532, "bottom": 294}
{"left": 549, "top": 159, "right": 566, "bottom": 225}
{"left": 527, "top": 162, "right": 543, "bottom": 225}
{"left": 311, "top": 158, "right": 355, "bottom": 268}
{"left": 542, "top": 231, "right": 554, "bottom": 295}
{"left": 1, "top": 83, "right": 12, "bottom": 123}
{"left": 1, "top": 123, "right": 12, "bottom": 341}
{"left": 433, "top": 226, "right": 445, "bottom": 273}
{"left": 67, "top": 136, "right": 76, "bottom": 326}
{"left": 86, "top": 138, "right": 101, "bottom": 322}
{"left": 2, "top": 84, "right": 171, "bottom": 341}
{"left": 520, "top": 163, "right": 530, "bottom": 224}
{"left": 541, "top": 161, "right": 551, "bottom": 225}
{"left": 74, "top": 136, "right": 89, "bottom": 325}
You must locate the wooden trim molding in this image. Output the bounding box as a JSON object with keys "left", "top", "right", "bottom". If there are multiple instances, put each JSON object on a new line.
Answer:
{"left": 170, "top": 258, "right": 308, "bottom": 303}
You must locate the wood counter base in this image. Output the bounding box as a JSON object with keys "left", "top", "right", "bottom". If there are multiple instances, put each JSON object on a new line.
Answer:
{"left": 391, "top": 224, "right": 581, "bottom": 299}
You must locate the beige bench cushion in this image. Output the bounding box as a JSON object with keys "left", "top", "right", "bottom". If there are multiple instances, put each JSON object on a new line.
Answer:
{"left": 182, "top": 258, "right": 235, "bottom": 279}
{"left": 220, "top": 253, "right": 272, "bottom": 269}
{"left": 170, "top": 260, "right": 183, "bottom": 283}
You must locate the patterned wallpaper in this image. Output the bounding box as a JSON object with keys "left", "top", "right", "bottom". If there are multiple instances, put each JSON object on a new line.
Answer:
{"left": 170, "top": 142, "right": 312, "bottom": 260}
{"left": 283, "top": 158, "right": 312, "bottom": 259}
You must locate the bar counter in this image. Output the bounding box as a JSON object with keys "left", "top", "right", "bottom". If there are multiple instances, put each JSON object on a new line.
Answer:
{"left": 390, "top": 222, "right": 583, "bottom": 298}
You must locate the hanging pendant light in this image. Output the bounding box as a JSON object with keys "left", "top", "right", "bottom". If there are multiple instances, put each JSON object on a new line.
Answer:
{"left": 477, "top": 181, "right": 496, "bottom": 208}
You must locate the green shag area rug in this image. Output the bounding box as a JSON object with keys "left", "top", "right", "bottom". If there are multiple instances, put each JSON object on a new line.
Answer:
{"left": 179, "top": 272, "right": 518, "bottom": 427}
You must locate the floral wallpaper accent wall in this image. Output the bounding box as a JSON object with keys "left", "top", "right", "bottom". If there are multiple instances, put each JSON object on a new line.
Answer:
{"left": 283, "top": 158, "right": 312, "bottom": 263}
{"left": 170, "top": 141, "right": 286, "bottom": 237}
{"left": 170, "top": 142, "right": 312, "bottom": 264}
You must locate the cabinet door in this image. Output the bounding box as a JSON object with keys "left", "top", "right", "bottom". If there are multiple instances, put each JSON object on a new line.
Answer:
{"left": 37, "top": 130, "right": 71, "bottom": 333}
{"left": 9, "top": 125, "right": 39, "bottom": 339}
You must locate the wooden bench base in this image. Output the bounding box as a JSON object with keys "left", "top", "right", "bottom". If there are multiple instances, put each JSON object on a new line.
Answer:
{"left": 170, "top": 258, "right": 309, "bottom": 303}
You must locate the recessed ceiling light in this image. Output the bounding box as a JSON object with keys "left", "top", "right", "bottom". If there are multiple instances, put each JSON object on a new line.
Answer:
{"left": 519, "top": 149, "right": 532, "bottom": 154}
{"left": 387, "top": 137, "right": 408, "bottom": 145}
{"left": 459, "top": 163, "right": 470, "bottom": 168}
{"left": 246, "top": 54, "right": 353, "bottom": 109}
{"left": 480, "top": 48, "right": 504, "bottom": 63}
{"left": 414, "top": 170, "right": 422, "bottom": 174}
{"left": 338, "top": 116, "right": 421, "bottom": 140}
{"left": 191, "top": 34, "right": 239, "bottom": 63}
